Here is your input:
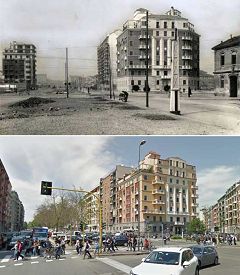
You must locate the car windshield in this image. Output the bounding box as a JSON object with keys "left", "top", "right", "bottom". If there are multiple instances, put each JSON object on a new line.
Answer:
{"left": 34, "top": 233, "right": 47, "bottom": 238}
{"left": 144, "top": 251, "right": 180, "bottom": 265}
{"left": 191, "top": 247, "right": 203, "bottom": 254}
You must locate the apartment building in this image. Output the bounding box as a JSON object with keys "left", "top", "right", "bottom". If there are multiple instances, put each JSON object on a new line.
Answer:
{"left": 84, "top": 186, "right": 100, "bottom": 232}
{"left": 114, "top": 151, "right": 198, "bottom": 235}
{"left": 212, "top": 35, "right": 240, "bottom": 97}
{"left": 0, "top": 159, "right": 12, "bottom": 232}
{"left": 116, "top": 7, "right": 200, "bottom": 93}
{"left": 99, "top": 165, "right": 133, "bottom": 232}
{"left": 202, "top": 181, "right": 240, "bottom": 234}
{"left": 97, "top": 30, "right": 122, "bottom": 91}
{"left": 2, "top": 41, "right": 37, "bottom": 90}
{"left": 10, "top": 191, "right": 25, "bottom": 232}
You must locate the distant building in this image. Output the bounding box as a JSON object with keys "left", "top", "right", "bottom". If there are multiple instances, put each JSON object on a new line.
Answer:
{"left": 0, "top": 159, "right": 12, "bottom": 232}
{"left": 199, "top": 70, "right": 215, "bottom": 90}
{"left": 36, "top": 74, "right": 48, "bottom": 87}
{"left": 212, "top": 35, "right": 240, "bottom": 97}
{"left": 10, "top": 191, "right": 25, "bottom": 232}
{"left": 2, "top": 41, "right": 37, "bottom": 90}
{"left": 97, "top": 30, "right": 122, "bottom": 92}
{"left": 116, "top": 7, "right": 200, "bottom": 92}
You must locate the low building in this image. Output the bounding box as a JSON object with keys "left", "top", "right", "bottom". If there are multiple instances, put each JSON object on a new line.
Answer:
{"left": 212, "top": 35, "right": 240, "bottom": 97}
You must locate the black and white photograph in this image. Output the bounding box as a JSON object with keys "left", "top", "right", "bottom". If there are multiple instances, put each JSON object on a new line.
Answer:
{"left": 0, "top": 0, "right": 239, "bottom": 134}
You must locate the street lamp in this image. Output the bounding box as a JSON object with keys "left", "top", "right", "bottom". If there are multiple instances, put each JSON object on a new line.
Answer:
{"left": 138, "top": 140, "right": 146, "bottom": 251}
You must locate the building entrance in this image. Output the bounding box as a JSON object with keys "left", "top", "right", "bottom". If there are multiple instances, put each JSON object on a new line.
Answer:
{"left": 229, "top": 75, "right": 238, "bottom": 97}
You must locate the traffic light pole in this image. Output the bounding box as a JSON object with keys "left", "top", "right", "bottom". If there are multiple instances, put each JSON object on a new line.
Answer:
{"left": 42, "top": 185, "right": 102, "bottom": 254}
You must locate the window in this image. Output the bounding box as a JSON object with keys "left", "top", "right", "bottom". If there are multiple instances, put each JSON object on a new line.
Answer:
{"left": 220, "top": 76, "right": 224, "bottom": 88}
{"left": 138, "top": 70, "right": 141, "bottom": 76}
{"left": 170, "top": 217, "right": 173, "bottom": 222}
{"left": 170, "top": 169, "right": 173, "bottom": 175}
{"left": 130, "top": 51, "right": 133, "bottom": 55}
{"left": 156, "top": 50, "right": 160, "bottom": 55}
{"left": 156, "top": 60, "right": 160, "bottom": 65}
{"left": 131, "top": 80, "right": 134, "bottom": 85}
{"left": 138, "top": 80, "right": 141, "bottom": 85}
{"left": 164, "top": 21, "right": 167, "bottom": 28}
{"left": 176, "top": 198, "right": 179, "bottom": 203}
{"left": 153, "top": 216, "right": 156, "bottom": 222}
{"left": 177, "top": 217, "right": 180, "bottom": 222}
{"left": 164, "top": 70, "right": 168, "bottom": 76}
{"left": 182, "top": 172, "right": 185, "bottom": 177}
{"left": 156, "top": 80, "right": 160, "bottom": 85}
{"left": 170, "top": 178, "right": 173, "bottom": 183}
{"left": 157, "top": 70, "right": 160, "bottom": 76}
{"left": 170, "top": 188, "right": 172, "bottom": 193}
{"left": 156, "top": 21, "right": 159, "bottom": 28}
{"left": 183, "top": 70, "right": 186, "bottom": 76}
{"left": 232, "top": 52, "right": 237, "bottom": 65}
{"left": 221, "top": 53, "right": 225, "bottom": 66}
{"left": 164, "top": 31, "right": 167, "bottom": 37}
{"left": 130, "top": 61, "right": 133, "bottom": 65}
{"left": 172, "top": 31, "right": 174, "bottom": 37}
{"left": 144, "top": 185, "right": 147, "bottom": 191}
{"left": 144, "top": 195, "right": 147, "bottom": 201}
{"left": 183, "top": 80, "right": 186, "bottom": 85}
{"left": 130, "top": 41, "right": 133, "bottom": 46}
{"left": 156, "top": 31, "right": 159, "bottom": 36}
{"left": 170, "top": 207, "right": 173, "bottom": 212}
{"left": 131, "top": 70, "right": 134, "bottom": 76}
{"left": 172, "top": 22, "right": 175, "bottom": 29}
{"left": 176, "top": 179, "right": 179, "bottom": 184}
{"left": 144, "top": 175, "right": 148, "bottom": 180}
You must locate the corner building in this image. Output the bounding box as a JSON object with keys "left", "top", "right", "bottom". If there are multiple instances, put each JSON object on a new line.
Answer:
{"left": 115, "top": 152, "right": 198, "bottom": 235}
{"left": 116, "top": 7, "right": 200, "bottom": 93}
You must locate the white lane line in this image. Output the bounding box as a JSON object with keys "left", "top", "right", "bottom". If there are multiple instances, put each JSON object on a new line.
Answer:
{"left": 46, "top": 259, "right": 53, "bottom": 262}
{"left": 31, "top": 261, "right": 39, "bottom": 264}
{"left": 0, "top": 265, "right": 6, "bottom": 268}
{"left": 14, "top": 263, "right": 23, "bottom": 266}
{"left": 1, "top": 255, "right": 12, "bottom": 263}
{"left": 96, "top": 257, "right": 131, "bottom": 274}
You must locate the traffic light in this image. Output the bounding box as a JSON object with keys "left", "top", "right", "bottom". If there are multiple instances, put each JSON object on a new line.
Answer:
{"left": 41, "top": 181, "right": 52, "bottom": 196}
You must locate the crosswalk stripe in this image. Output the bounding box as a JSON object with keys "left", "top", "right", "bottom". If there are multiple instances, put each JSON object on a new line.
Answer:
{"left": 96, "top": 257, "right": 131, "bottom": 274}
{"left": 31, "top": 261, "right": 39, "bottom": 264}
{"left": 14, "top": 263, "right": 23, "bottom": 266}
{"left": 1, "top": 255, "right": 12, "bottom": 263}
{"left": 0, "top": 265, "right": 6, "bottom": 268}
{"left": 46, "top": 259, "right": 53, "bottom": 262}
{"left": 31, "top": 256, "right": 38, "bottom": 259}
{"left": 59, "top": 258, "right": 65, "bottom": 261}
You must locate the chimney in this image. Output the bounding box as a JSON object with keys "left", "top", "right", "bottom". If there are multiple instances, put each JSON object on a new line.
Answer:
{"left": 230, "top": 34, "right": 233, "bottom": 39}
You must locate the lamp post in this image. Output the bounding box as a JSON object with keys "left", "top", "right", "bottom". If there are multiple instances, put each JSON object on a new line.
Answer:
{"left": 138, "top": 140, "right": 146, "bottom": 251}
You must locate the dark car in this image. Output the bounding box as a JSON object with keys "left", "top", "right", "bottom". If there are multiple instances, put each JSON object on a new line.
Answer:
{"left": 114, "top": 235, "right": 128, "bottom": 246}
{"left": 189, "top": 245, "right": 219, "bottom": 268}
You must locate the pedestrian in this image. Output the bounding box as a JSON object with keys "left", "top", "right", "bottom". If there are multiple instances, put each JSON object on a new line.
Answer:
{"left": 132, "top": 236, "right": 137, "bottom": 252}
{"left": 112, "top": 236, "right": 118, "bottom": 251}
{"left": 16, "top": 240, "right": 24, "bottom": 261}
{"left": 60, "top": 237, "right": 65, "bottom": 255}
{"left": 94, "top": 240, "right": 99, "bottom": 257}
{"left": 11, "top": 242, "right": 18, "bottom": 260}
{"left": 83, "top": 240, "right": 92, "bottom": 259}
{"left": 144, "top": 238, "right": 149, "bottom": 250}
{"left": 55, "top": 242, "right": 62, "bottom": 259}
{"left": 127, "top": 235, "right": 132, "bottom": 251}
{"left": 75, "top": 239, "right": 81, "bottom": 255}
{"left": 233, "top": 235, "right": 237, "bottom": 245}
{"left": 188, "top": 87, "right": 192, "bottom": 97}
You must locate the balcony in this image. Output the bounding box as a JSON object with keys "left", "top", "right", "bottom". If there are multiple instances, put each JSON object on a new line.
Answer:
{"left": 174, "top": 221, "right": 184, "bottom": 225}
{"left": 191, "top": 194, "right": 199, "bottom": 198}
{"left": 153, "top": 180, "right": 165, "bottom": 185}
{"left": 182, "top": 36, "right": 192, "bottom": 41}
{"left": 139, "top": 44, "right": 150, "bottom": 50}
{"left": 135, "top": 200, "right": 139, "bottom": 205}
{"left": 182, "top": 55, "right": 192, "bottom": 60}
{"left": 128, "top": 64, "right": 148, "bottom": 69}
{"left": 139, "top": 35, "right": 150, "bottom": 39}
{"left": 152, "top": 189, "right": 165, "bottom": 195}
{"left": 161, "top": 75, "right": 171, "bottom": 79}
{"left": 181, "top": 65, "right": 192, "bottom": 70}
{"left": 139, "top": 55, "right": 150, "bottom": 60}
{"left": 143, "top": 209, "right": 165, "bottom": 215}
{"left": 182, "top": 45, "right": 192, "bottom": 50}
{"left": 152, "top": 199, "right": 165, "bottom": 205}
{"left": 191, "top": 185, "right": 198, "bottom": 190}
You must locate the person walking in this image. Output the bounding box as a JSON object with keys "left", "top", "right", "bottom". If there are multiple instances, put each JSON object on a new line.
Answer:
{"left": 16, "top": 240, "right": 24, "bottom": 261}
{"left": 75, "top": 239, "right": 81, "bottom": 255}
{"left": 11, "top": 242, "right": 18, "bottom": 261}
{"left": 132, "top": 236, "right": 137, "bottom": 252}
{"left": 94, "top": 240, "right": 99, "bottom": 257}
{"left": 83, "top": 240, "right": 92, "bottom": 259}
{"left": 188, "top": 87, "right": 192, "bottom": 97}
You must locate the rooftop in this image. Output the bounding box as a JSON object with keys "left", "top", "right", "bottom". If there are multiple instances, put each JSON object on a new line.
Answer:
{"left": 212, "top": 35, "right": 240, "bottom": 50}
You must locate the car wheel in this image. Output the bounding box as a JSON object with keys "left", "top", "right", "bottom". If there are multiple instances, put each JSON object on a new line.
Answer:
{"left": 214, "top": 257, "right": 219, "bottom": 265}
{"left": 195, "top": 267, "right": 199, "bottom": 275}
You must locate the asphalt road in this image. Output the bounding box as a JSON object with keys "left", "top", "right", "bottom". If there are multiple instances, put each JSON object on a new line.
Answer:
{"left": 0, "top": 244, "right": 239, "bottom": 275}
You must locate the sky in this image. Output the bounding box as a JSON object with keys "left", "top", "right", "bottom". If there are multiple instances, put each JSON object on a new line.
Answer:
{"left": 0, "top": 0, "right": 240, "bottom": 80}
{"left": 0, "top": 135, "right": 240, "bottom": 221}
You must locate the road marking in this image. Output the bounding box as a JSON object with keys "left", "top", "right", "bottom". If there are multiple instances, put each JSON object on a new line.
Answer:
{"left": 46, "top": 259, "right": 53, "bottom": 262}
{"left": 96, "top": 257, "right": 132, "bottom": 274}
{"left": 31, "top": 256, "right": 38, "bottom": 259}
{"left": 31, "top": 261, "right": 39, "bottom": 264}
{"left": 65, "top": 251, "right": 72, "bottom": 255}
{"left": 0, "top": 265, "right": 6, "bottom": 268}
{"left": 1, "top": 255, "right": 12, "bottom": 263}
{"left": 71, "top": 256, "right": 78, "bottom": 259}
{"left": 59, "top": 258, "right": 65, "bottom": 261}
{"left": 14, "top": 263, "right": 23, "bottom": 266}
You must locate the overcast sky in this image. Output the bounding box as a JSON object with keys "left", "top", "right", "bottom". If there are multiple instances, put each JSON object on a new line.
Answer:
{"left": 1, "top": 0, "right": 239, "bottom": 80}
{"left": 0, "top": 136, "right": 240, "bottom": 221}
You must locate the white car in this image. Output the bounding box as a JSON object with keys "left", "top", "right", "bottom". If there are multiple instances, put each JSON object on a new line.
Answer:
{"left": 130, "top": 247, "right": 199, "bottom": 275}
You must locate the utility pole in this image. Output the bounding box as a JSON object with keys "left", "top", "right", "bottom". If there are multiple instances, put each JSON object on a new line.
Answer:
{"left": 145, "top": 10, "right": 149, "bottom": 107}
{"left": 65, "top": 47, "right": 69, "bottom": 98}
{"left": 169, "top": 29, "right": 180, "bottom": 114}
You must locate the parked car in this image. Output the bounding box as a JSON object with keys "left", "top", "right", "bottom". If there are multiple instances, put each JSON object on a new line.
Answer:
{"left": 114, "top": 235, "right": 128, "bottom": 246}
{"left": 130, "top": 247, "right": 199, "bottom": 275}
{"left": 188, "top": 245, "right": 219, "bottom": 268}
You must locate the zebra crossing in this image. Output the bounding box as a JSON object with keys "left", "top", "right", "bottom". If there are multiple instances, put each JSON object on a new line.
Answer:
{"left": 0, "top": 250, "right": 73, "bottom": 269}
